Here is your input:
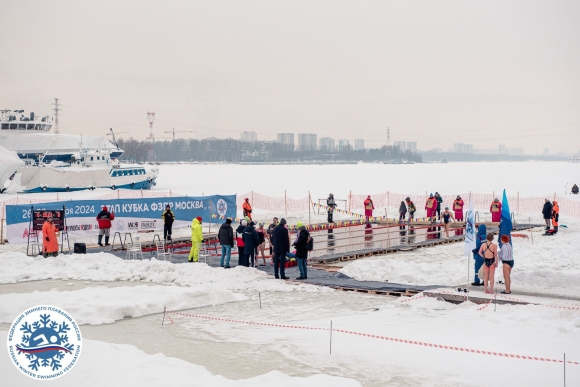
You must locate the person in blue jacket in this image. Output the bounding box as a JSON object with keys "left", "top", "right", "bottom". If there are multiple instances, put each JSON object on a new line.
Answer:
{"left": 242, "top": 221, "right": 260, "bottom": 267}
{"left": 471, "top": 224, "right": 486, "bottom": 286}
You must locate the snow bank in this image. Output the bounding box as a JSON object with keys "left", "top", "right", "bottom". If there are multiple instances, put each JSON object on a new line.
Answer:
{"left": 0, "top": 285, "right": 244, "bottom": 325}
{"left": 0, "top": 332, "right": 361, "bottom": 387}
{"left": 0, "top": 252, "right": 327, "bottom": 293}
{"left": 340, "top": 217, "right": 580, "bottom": 297}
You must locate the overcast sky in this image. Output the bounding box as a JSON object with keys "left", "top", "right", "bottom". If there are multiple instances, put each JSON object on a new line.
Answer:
{"left": 2, "top": 0, "right": 579, "bottom": 153}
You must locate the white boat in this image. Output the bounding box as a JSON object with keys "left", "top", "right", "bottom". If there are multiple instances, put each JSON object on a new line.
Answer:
{"left": 0, "top": 109, "right": 123, "bottom": 163}
{"left": 0, "top": 145, "right": 25, "bottom": 192}
{"left": 5, "top": 149, "right": 159, "bottom": 193}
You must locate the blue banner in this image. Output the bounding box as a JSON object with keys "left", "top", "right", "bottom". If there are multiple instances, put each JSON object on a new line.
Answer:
{"left": 6, "top": 195, "right": 237, "bottom": 244}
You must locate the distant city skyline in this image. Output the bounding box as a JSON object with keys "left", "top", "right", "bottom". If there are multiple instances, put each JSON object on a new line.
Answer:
{"left": 1, "top": 1, "right": 579, "bottom": 153}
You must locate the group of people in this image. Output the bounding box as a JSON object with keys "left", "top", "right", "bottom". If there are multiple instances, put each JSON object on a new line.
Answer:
{"left": 542, "top": 199, "right": 560, "bottom": 235}
{"left": 471, "top": 224, "right": 514, "bottom": 294}
{"left": 217, "top": 216, "right": 311, "bottom": 280}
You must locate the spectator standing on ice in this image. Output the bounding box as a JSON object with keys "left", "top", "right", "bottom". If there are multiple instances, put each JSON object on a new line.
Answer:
{"left": 405, "top": 197, "right": 416, "bottom": 221}
{"left": 96, "top": 205, "right": 115, "bottom": 246}
{"left": 490, "top": 198, "right": 502, "bottom": 223}
{"left": 478, "top": 233, "right": 499, "bottom": 294}
{"left": 364, "top": 195, "right": 375, "bottom": 220}
{"left": 453, "top": 195, "right": 464, "bottom": 221}
{"left": 542, "top": 199, "right": 553, "bottom": 230}
{"left": 266, "top": 217, "right": 278, "bottom": 260}
{"left": 327, "top": 193, "right": 337, "bottom": 223}
{"left": 218, "top": 219, "right": 234, "bottom": 268}
{"left": 499, "top": 235, "right": 513, "bottom": 294}
{"left": 440, "top": 207, "right": 455, "bottom": 238}
{"left": 236, "top": 220, "right": 247, "bottom": 266}
{"left": 471, "top": 224, "right": 487, "bottom": 286}
{"left": 434, "top": 192, "right": 443, "bottom": 220}
{"left": 256, "top": 222, "right": 267, "bottom": 266}
{"left": 572, "top": 184, "right": 579, "bottom": 194}
{"left": 272, "top": 218, "right": 290, "bottom": 279}
{"left": 161, "top": 204, "right": 174, "bottom": 241}
{"left": 188, "top": 216, "right": 204, "bottom": 263}
{"left": 42, "top": 214, "right": 59, "bottom": 257}
{"left": 425, "top": 193, "right": 438, "bottom": 221}
{"left": 242, "top": 198, "right": 252, "bottom": 220}
{"left": 399, "top": 201, "right": 407, "bottom": 221}
{"left": 551, "top": 201, "right": 559, "bottom": 233}
{"left": 293, "top": 222, "right": 311, "bottom": 280}
{"left": 242, "top": 221, "right": 260, "bottom": 267}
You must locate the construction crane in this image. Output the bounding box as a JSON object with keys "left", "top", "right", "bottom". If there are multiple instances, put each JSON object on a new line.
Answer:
{"left": 164, "top": 128, "right": 196, "bottom": 141}
{"left": 107, "top": 128, "right": 129, "bottom": 147}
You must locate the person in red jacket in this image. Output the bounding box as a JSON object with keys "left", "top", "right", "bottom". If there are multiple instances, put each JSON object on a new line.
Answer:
{"left": 96, "top": 206, "right": 115, "bottom": 246}
{"left": 453, "top": 195, "right": 464, "bottom": 221}
{"left": 490, "top": 198, "right": 501, "bottom": 223}
{"left": 425, "top": 193, "right": 438, "bottom": 221}
{"left": 363, "top": 195, "right": 375, "bottom": 220}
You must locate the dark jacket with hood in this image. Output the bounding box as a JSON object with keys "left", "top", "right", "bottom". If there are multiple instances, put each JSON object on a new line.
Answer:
{"left": 399, "top": 202, "right": 407, "bottom": 215}
{"left": 294, "top": 226, "right": 310, "bottom": 259}
{"left": 218, "top": 222, "right": 234, "bottom": 247}
{"left": 473, "top": 224, "right": 486, "bottom": 261}
{"left": 272, "top": 222, "right": 290, "bottom": 254}
{"left": 242, "top": 224, "right": 260, "bottom": 251}
{"left": 542, "top": 201, "right": 553, "bottom": 219}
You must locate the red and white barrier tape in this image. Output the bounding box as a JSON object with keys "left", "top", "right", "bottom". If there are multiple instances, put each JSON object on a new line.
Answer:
{"left": 164, "top": 310, "right": 578, "bottom": 365}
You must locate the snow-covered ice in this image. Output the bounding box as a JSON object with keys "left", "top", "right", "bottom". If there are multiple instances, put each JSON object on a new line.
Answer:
{"left": 0, "top": 332, "right": 361, "bottom": 387}
{"left": 1, "top": 162, "right": 579, "bottom": 386}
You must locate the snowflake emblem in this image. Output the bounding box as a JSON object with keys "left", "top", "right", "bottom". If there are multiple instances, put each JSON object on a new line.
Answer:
{"left": 216, "top": 199, "right": 228, "bottom": 216}
{"left": 7, "top": 305, "right": 82, "bottom": 380}
{"left": 17, "top": 313, "right": 74, "bottom": 372}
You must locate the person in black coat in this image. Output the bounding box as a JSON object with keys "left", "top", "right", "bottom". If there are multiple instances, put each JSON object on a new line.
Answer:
{"left": 272, "top": 218, "right": 290, "bottom": 279}
{"left": 542, "top": 199, "right": 553, "bottom": 230}
{"left": 293, "top": 225, "right": 310, "bottom": 280}
{"left": 242, "top": 222, "right": 260, "bottom": 267}
{"left": 218, "top": 219, "right": 234, "bottom": 268}
{"left": 399, "top": 201, "right": 407, "bottom": 222}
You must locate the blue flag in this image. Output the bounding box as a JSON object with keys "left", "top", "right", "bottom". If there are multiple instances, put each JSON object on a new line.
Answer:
{"left": 499, "top": 189, "right": 512, "bottom": 247}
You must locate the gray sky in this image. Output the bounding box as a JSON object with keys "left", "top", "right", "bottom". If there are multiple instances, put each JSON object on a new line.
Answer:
{"left": 2, "top": 0, "right": 579, "bottom": 153}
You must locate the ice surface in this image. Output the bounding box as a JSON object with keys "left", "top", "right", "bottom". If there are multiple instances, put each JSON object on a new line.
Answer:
{"left": 0, "top": 284, "right": 245, "bottom": 324}
{"left": 0, "top": 332, "right": 361, "bottom": 387}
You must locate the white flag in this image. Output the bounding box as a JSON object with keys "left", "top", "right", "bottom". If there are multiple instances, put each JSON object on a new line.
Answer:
{"left": 463, "top": 197, "right": 476, "bottom": 256}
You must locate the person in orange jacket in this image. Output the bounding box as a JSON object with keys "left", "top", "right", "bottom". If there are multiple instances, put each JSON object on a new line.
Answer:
{"left": 242, "top": 198, "right": 252, "bottom": 220}
{"left": 42, "top": 214, "right": 59, "bottom": 257}
{"left": 425, "top": 193, "right": 438, "bottom": 221}
{"left": 490, "top": 198, "right": 502, "bottom": 222}
{"left": 453, "top": 195, "right": 464, "bottom": 221}
{"left": 551, "top": 200, "right": 559, "bottom": 233}
{"left": 364, "top": 195, "right": 374, "bottom": 219}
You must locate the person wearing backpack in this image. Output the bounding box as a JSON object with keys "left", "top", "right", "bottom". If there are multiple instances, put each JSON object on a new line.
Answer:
{"left": 293, "top": 222, "right": 311, "bottom": 280}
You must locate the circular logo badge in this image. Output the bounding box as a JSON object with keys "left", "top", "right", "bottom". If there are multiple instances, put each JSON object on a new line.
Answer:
{"left": 116, "top": 220, "right": 125, "bottom": 231}
{"left": 7, "top": 305, "right": 82, "bottom": 380}
{"left": 216, "top": 199, "right": 228, "bottom": 217}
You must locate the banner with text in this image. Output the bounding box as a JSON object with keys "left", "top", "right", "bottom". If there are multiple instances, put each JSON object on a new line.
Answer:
{"left": 6, "top": 195, "right": 236, "bottom": 244}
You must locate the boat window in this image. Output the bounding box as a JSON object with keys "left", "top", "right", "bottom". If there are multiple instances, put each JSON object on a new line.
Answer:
{"left": 90, "top": 156, "right": 94, "bottom": 161}
{"left": 27, "top": 124, "right": 35, "bottom": 130}
{"left": 35, "top": 124, "right": 41, "bottom": 130}
{"left": 1, "top": 124, "right": 8, "bottom": 130}
{"left": 97, "top": 156, "right": 100, "bottom": 161}
{"left": 141, "top": 169, "right": 145, "bottom": 174}
{"left": 41, "top": 124, "right": 46, "bottom": 130}
{"left": 46, "top": 125, "right": 51, "bottom": 130}
{"left": 18, "top": 123, "right": 26, "bottom": 130}
{"left": 10, "top": 123, "right": 17, "bottom": 129}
